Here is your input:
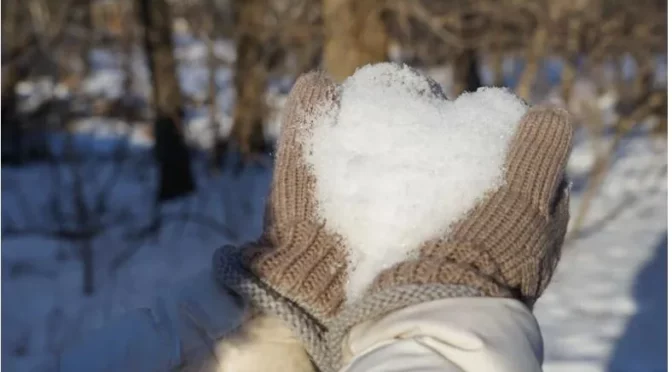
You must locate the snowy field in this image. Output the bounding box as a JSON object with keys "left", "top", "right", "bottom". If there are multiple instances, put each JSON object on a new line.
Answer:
{"left": 539, "top": 134, "right": 667, "bottom": 372}
{"left": 1, "top": 40, "right": 667, "bottom": 371}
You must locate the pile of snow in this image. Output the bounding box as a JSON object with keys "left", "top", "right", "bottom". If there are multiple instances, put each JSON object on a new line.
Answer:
{"left": 304, "top": 63, "right": 528, "bottom": 301}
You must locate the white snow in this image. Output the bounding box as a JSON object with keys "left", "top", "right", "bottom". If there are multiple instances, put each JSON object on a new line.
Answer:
{"left": 537, "top": 136, "right": 667, "bottom": 372}
{"left": 305, "top": 63, "right": 528, "bottom": 302}
{"left": 2, "top": 163, "right": 271, "bottom": 372}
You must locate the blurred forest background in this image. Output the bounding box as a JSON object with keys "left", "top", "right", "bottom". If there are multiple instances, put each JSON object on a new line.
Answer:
{"left": 1, "top": 0, "right": 668, "bottom": 371}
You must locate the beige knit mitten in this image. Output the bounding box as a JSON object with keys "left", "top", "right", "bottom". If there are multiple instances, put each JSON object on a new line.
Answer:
{"left": 326, "top": 93, "right": 573, "bottom": 372}
{"left": 213, "top": 72, "right": 348, "bottom": 371}
{"left": 240, "top": 72, "right": 347, "bottom": 319}
{"left": 369, "top": 105, "right": 573, "bottom": 307}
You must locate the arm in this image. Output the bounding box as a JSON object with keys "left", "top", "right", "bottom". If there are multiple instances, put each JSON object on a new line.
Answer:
{"left": 340, "top": 298, "right": 544, "bottom": 372}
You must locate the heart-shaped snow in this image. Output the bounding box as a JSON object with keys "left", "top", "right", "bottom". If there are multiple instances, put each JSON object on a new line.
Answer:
{"left": 303, "top": 63, "right": 528, "bottom": 302}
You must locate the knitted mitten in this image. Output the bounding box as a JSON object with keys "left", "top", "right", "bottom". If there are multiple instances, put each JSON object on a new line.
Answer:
{"left": 328, "top": 104, "right": 573, "bottom": 371}
{"left": 213, "top": 71, "right": 348, "bottom": 371}
{"left": 370, "top": 105, "right": 573, "bottom": 306}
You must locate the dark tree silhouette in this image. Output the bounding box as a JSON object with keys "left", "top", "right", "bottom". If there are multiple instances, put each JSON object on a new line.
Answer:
{"left": 138, "top": 0, "right": 195, "bottom": 202}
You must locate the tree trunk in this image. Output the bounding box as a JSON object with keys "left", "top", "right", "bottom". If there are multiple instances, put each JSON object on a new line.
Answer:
{"left": 1, "top": 0, "right": 29, "bottom": 165}
{"left": 322, "top": 0, "right": 388, "bottom": 82}
{"left": 69, "top": 0, "right": 94, "bottom": 88}
{"left": 119, "top": 0, "right": 136, "bottom": 121}
{"left": 490, "top": 22, "right": 504, "bottom": 87}
{"left": 1, "top": 63, "right": 25, "bottom": 165}
{"left": 452, "top": 11, "right": 482, "bottom": 97}
{"left": 202, "top": 0, "right": 225, "bottom": 171}
{"left": 560, "top": 17, "right": 581, "bottom": 104}
{"left": 453, "top": 48, "right": 482, "bottom": 96}
{"left": 516, "top": 26, "right": 548, "bottom": 102}
{"left": 205, "top": 21, "right": 221, "bottom": 172}
{"left": 230, "top": 0, "right": 269, "bottom": 159}
{"left": 138, "top": 0, "right": 194, "bottom": 202}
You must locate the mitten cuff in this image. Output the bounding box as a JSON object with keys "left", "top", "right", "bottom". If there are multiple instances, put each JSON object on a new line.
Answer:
{"left": 241, "top": 222, "right": 348, "bottom": 319}
{"left": 212, "top": 247, "right": 331, "bottom": 371}
{"left": 370, "top": 256, "right": 514, "bottom": 299}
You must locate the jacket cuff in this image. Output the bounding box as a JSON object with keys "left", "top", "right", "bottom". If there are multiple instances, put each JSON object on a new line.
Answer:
{"left": 342, "top": 297, "right": 544, "bottom": 372}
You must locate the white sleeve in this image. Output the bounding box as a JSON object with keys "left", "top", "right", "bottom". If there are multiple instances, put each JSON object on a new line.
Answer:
{"left": 340, "top": 298, "right": 544, "bottom": 372}
{"left": 44, "top": 270, "right": 248, "bottom": 372}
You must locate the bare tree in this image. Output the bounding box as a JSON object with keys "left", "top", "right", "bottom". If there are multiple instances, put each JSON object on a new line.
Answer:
{"left": 230, "top": 0, "right": 270, "bottom": 159}
{"left": 515, "top": 2, "right": 548, "bottom": 101}
{"left": 452, "top": 48, "right": 481, "bottom": 96}
{"left": 138, "top": 0, "right": 195, "bottom": 202}
{"left": 2, "top": 0, "right": 32, "bottom": 165}
{"left": 201, "top": 2, "right": 221, "bottom": 172}
{"left": 452, "top": 9, "right": 483, "bottom": 96}
{"left": 322, "top": 0, "right": 388, "bottom": 82}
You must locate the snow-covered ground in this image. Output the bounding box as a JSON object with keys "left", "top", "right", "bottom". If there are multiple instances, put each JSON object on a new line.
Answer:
{"left": 2, "top": 155, "right": 272, "bottom": 371}
{"left": 538, "top": 134, "right": 667, "bottom": 372}
{"left": 2, "top": 38, "right": 667, "bottom": 371}
{"left": 3, "top": 127, "right": 665, "bottom": 372}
